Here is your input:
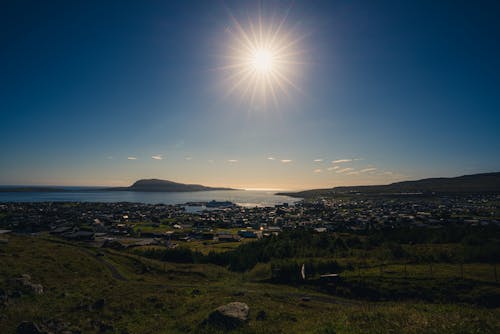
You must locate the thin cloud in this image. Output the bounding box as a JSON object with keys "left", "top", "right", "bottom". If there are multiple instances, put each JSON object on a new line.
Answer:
{"left": 313, "top": 158, "right": 323, "bottom": 162}
{"left": 327, "top": 166, "right": 340, "bottom": 171}
{"left": 313, "top": 169, "right": 322, "bottom": 173}
{"left": 332, "top": 159, "right": 352, "bottom": 164}
{"left": 127, "top": 156, "right": 137, "bottom": 160}
{"left": 347, "top": 171, "right": 360, "bottom": 175}
{"left": 360, "top": 167, "right": 377, "bottom": 173}
{"left": 336, "top": 167, "right": 354, "bottom": 173}
{"left": 281, "top": 159, "right": 292, "bottom": 163}
{"left": 267, "top": 157, "right": 275, "bottom": 160}
{"left": 184, "top": 156, "right": 192, "bottom": 161}
{"left": 227, "top": 159, "right": 238, "bottom": 163}
{"left": 151, "top": 155, "right": 163, "bottom": 160}
{"left": 208, "top": 159, "right": 214, "bottom": 164}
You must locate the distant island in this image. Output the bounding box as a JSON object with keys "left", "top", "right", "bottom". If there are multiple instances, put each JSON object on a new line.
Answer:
{"left": 278, "top": 172, "right": 500, "bottom": 198}
{"left": 107, "top": 179, "right": 236, "bottom": 192}
{"left": 0, "top": 179, "right": 236, "bottom": 193}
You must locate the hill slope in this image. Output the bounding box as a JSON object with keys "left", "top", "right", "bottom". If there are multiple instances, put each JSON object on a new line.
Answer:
{"left": 280, "top": 172, "right": 500, "bottom": 198}
{"left": 109, "top": 178, "right": 235, "bottom": 192}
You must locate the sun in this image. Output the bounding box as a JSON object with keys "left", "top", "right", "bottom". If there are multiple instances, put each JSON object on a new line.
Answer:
{"left": 251, "top": 49, "right": 274, "bottom": 73}
{"left": 218, "top": 12, "right": 305, "bottom": 107}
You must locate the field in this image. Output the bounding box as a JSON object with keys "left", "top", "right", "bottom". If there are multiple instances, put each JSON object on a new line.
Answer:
{"left": 1, "top": 234, "right": 499, "bottom": 333}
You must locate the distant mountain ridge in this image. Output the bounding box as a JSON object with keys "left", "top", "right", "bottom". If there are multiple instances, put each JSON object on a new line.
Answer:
{"left": 108, "top": 179, "right": 235, "bottom": 192}
{"left": 279, "top": 172, "right": 500, "bottom": 198}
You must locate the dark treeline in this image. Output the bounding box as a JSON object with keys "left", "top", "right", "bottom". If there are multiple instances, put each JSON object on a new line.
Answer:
{"left": 136, "top": 225, "right": 500, "bottom": 272}
{"left": 366, "top": 224, "right": 500, "bottom": 245}
{"left": 136, "top": 230, "right": 351, "bottom": 271}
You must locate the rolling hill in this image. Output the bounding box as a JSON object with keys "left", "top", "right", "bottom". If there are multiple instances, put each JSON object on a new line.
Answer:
{"left": 279, "top": 172, "right": 500, "bottom": 198}
{"left": 108, "top": 178, "right": 235, "bottom": 192}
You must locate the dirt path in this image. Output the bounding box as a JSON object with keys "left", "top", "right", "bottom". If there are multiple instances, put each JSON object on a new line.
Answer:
{"left": 79, "top": 248, "right": 128, "bottom": 281}
{"left": 41, "top": 237, "right": 128, "bottom": 281}
{"left": 42, "top": 237, "right": 356, "bottom": 303}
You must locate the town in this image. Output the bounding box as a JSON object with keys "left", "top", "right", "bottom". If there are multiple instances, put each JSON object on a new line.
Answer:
{"left": 1, "top": 194, "right": 498, "bottom": 248}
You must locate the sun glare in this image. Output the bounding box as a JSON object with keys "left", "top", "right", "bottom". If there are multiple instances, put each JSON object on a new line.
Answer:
{"left": 251, "top": 49, "right": 274, "bottom": 73}
{"left": 219, "top": 11, "right": 305, "bottom": 107}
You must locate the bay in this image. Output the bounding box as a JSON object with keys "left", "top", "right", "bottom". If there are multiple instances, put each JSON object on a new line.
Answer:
{"left": 0, "top": 189, "right": 301, "bottom": 207}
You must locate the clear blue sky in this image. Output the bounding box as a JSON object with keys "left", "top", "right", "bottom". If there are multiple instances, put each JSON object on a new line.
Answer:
{"left": 1, "top": 0, "right": 499, "bottom": 189}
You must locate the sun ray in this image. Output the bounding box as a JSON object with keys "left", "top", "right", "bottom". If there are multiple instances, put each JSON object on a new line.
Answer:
{"left": 219, "top": 9, "right": 305, "bottom": 108}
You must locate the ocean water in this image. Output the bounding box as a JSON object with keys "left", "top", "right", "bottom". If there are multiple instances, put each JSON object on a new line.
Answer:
{"left": 0, "top": 189, "right": 301, "bottom": 207}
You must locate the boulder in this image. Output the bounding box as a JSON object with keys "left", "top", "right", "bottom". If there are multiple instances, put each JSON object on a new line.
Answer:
{"left": 204, "top": 302, "right": 249, "bottom": 329}
{"left": 12, "top": 274, "right": 43, "bottom": 295}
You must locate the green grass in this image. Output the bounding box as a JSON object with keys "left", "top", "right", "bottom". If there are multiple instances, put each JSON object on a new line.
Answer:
{"left": 187, "top": 239, "right": 253, "bottom": 255}
{"left": 0, "top": 234, "right": 499, "bottom": 333}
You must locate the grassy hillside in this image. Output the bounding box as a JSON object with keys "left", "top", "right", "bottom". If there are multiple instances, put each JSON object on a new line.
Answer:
{"left": 281, "top": 172, "right": 500, "bottom": 198}
{"left": 1, "top": 234, "right": 499, "bottom": 333}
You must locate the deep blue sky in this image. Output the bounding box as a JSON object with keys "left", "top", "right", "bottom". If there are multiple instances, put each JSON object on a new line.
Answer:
{"left": 1, "top": 0, "right": 499, "bottom": 189}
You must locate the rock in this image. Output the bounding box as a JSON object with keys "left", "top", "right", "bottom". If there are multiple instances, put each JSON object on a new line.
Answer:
{"left": 204, "top": 302, "right": 249, "bottom": 329}
{"left": 12, "top": 274, "right": 43, "bottom": 295}
{"left": 21, "top": 274, "right": 32, "bottom": 281}
{"left": 16, "top": 321, "right": 43, "bottom": 334}
{"left": 28, "top": 283, "right": 44, "bottom": 295}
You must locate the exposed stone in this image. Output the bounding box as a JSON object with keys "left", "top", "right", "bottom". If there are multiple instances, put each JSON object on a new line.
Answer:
{"left": 12, "top": 274, "right": 43, "bottom": 295}
{"left": 21, "top": 274, "right": 32, "bottom": 281}
{"left": 204, "top": 302, "right": 249, "bottom": 329}
{"left": 28, "top": 283, "right": 44, "bottom": 295}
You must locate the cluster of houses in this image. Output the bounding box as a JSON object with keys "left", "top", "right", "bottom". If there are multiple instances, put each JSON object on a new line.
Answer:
{"left": 0, "top": 193, "right": 498, "bottom": 246}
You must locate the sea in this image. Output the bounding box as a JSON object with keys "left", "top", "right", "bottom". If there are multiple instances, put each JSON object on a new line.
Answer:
{"left": 0, "top": 188, "right": 301, "bottom": 207}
